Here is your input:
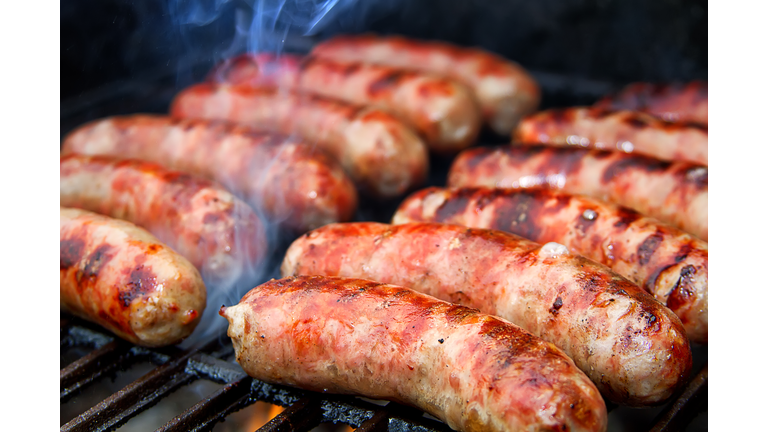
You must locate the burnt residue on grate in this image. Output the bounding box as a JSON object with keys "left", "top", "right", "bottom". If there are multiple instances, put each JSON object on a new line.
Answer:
{"left": 61, "top": 313, "right": 707, "bottom": 432}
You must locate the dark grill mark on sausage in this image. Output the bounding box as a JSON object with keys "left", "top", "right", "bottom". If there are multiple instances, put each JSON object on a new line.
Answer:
{"left": 118, "top": 265, "right": 158, "bottom": 307}
{"left": 549, "top": 108, "right": 576, "bottom": 124}
{"left": 637, "top": 231, "right": 664, "bottom": 265}
{"left": 674, "top": 243, "right": 694, "bottom": 263}
{"left": 623, "top": 115, "right": 651, "bottom": 129}
{"left": 490, "top": 192, "right": 544, "bottom": 240}
{"left": 532, "top": 147, "right": 589, "bottom": 178}
{"left": 60, "top": 237, "right": 85, "bottom": 270}
{"left": 81, "top": 244, "right": 116, "bottom": 281}
{"left": 612, "top": 207, "right": 641, "bottom": 229}
{"left": 602, "top": 156, "right": 672, "bottom": 184}
{"left": 667, "top": 265, "right": 697, "bottom": 312}
{"left": 550, "top": 296, "right": 564, "bottom": 315}
{"left": 575, "top": 206, "right": 599, "bottom": 234}
{"left": 589, "top": 107, "right": 615, "bottom": 119}
{"left": 435, "top": 189, "right": 475, "bottom": 221}
{"left": 368, "top": 70, "right": 410, "bottom": 95}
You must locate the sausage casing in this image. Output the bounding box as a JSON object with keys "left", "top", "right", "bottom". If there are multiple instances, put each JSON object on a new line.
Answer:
{"left": 61, "top": 115, "right": 357, "bottom": 233}
{"left": 393, "top": 186, "right": 708, "bottom": 343}
{"left": 60, "top": 154, "right": 268, "bottom": 285}
{"left": 169, "top": 85, "right": 428, "bottom": 198}
{"left": 281, "top": 222, "right": 692, "bottom": 406}
{"left": 448, "top": 145, "right": 708, "bottom": 241}
{"left": 594, "top": 81, "right": 708, "bottom": 125}
{"left": 221, "top": 275, "right": 608, "bottom": 432}
{"left": 209, "top": 53, "right": 482, "bottom": 154}
{"left": 311, "top": 34, "right": 541, "bottom": 135}
{"left": 61, "top": 207, "right": 206, "bottom": 347}
{"left": 513, "top": 107, "right": 708, "bottom": 165}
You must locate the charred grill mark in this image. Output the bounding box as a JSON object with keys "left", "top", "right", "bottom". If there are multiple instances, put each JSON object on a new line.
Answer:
{"left": 574, "top": 206, "right": 599, "bottom": 234}
{"left": 602, "top": 155, "right": 672, "bottom": 184}
{"left": 612, "top": 207, "right": 641, "bottom": 229}
{"left": 637, "top": 231, "right": 664, "bottom": 265}
{"left": 531, "top": 146, "right": 588, "bottom": 178}
{"left": 623, "top": 114, "right": 652, "bottom": 129}
{"left": 548, "top": 108, "right": 576, "bottom": 124}
{"left": 674, "top": 243, "right": 695, "bottom": 263}
{"left": 81, "top": 244, "right": 116, "bottom": 282}
{"left": 60, "top": 237, "right": 85, "bottom": 270}
{"left": 368, "top": 70, "right": 411, "bottom": 95}
{"left": 118, "top": 265, "right": 158, "bottom": 307}
{"left": 435, "top": 189, "right": 475, "bottom": 221}
{"left": 667, "top": 265, "right": 697, "bottom": 312}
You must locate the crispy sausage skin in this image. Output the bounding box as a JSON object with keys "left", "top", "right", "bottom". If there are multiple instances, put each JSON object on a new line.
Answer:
{"left": 60, "top": 154, "right": 267, "bottom": 286}
{"left": 61, "top": 207, "right": 206, "bottom": 347}
{"left": 393, "top": 187, "right": 708, "bottom": 344}
{"left": 209, "top": 53, "right": 482, "bottom": 154}
{"left": 169, "top": 84, "right": 428, "bottom": 198}
{"left": 221, "top": 276, "right": 608, "bottom": 432}
{"left": 594, "top": 81, "right": 708, "bottom": 125}
{"left": 513, "top": 107, "right": 708, "bottom": 165}
{"left": 311, "top": 34, "right": 541, "bottom": 135}
{"left": 448, "top": 145, "right": 708, "bottom": 241}
{"left": 281, "top": 223, "right": 692, "bottom": 406}
{"left": 61, "top": 115, "right": 357, "bottom": 233}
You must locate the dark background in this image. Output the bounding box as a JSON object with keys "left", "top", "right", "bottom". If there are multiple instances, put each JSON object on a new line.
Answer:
{"left": 61, "top": 0, "right": 707, "bottom": 101}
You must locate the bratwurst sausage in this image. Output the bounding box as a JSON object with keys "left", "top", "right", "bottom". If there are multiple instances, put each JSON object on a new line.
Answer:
{"left": 393, "top": 186, "right": 708, "bottom": 344}
{"left": 513, "top": 107, "right": 708, "bottom": 165}
{"left": 61, "top": 115, "right": 357, "bottom": 233}
{"left": 209, "top": 53, "right": 482, "bottom": 153}
{"left": 221, "top": 275, "right": 608, "bottom": 432}
{"left": 311, "top": 33, "right": 541, "bottom": 135}
{"left": 169, "top": 84, "right": 427, "bottom": 198}
{"left": 594, "top": 81, "right": 708, "bottom": 125}
{"left": 281, "top": 222, "right": 692, "bottom": 406}
{"left": 60, "top": 154, "right": 267, "bottom": 286}
{"left": 61, "top": 207, "right": 206, "bottom": 347}
{"left": 448, "top": 145, "right": 708, "bottom": 241}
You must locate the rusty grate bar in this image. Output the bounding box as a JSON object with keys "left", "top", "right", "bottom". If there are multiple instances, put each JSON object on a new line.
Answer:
{"left": 649, "top": 363, "right": 708, "bottom": 432}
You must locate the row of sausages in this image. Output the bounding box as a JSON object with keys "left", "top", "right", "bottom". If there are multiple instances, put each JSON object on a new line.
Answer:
{"left": 61, "top": 34, "right": 708, "bottom": 432}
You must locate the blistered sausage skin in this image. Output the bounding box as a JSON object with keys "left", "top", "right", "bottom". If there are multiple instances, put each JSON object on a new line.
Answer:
{"left": 221, "top": 276, "right": 608, "bottom": 432}
{"left": 209, "top": 53, "right": 482, "bottom": 154}
{"left": 169, "top": 84, "right": 428, "bottom": 198}
{"left": 448, "top": 145, "right": 708, "bottom": 241}
{"left": 393, "top": 187, "right": 708, "bottom": 344}
{"left": 60, "top": 154, "right": 267, "bottom": 286}
{"left": 311, "top": 33, "right": 541, "bottom": 135}
{"left": 61, "top": 207, "right": 206, "bottom": 347}
{"left": 594, "top": 81, "right": 708, "bottom": 125}
{"left": 61, "top": 115, "right": 357, "bottom": 233}
{"left": 281, "top": 223, "right": 692, "bottom": 406}
{"left": 513, "top": 107, "right": 708, "bottom": 165}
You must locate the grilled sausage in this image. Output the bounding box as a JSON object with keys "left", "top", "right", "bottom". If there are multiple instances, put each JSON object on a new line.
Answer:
{"left": 393, "top": 187, "right": 708, "bottom": 344}
{"left": 281, "top": 223, "right": 692, "bottom": 406}
{"left": 209, "top": 53, "right": 482, "bottom": 154}
{"left": 513, "top": 107, "right": 708, "bottom": 165}
{"left": 169, "top": 85, "right": 428, "bottom": 198}
{"left": 448, "top": 145, "right": 708, "bottom": 241}
{"left": 61, "top": 115, "right": 357, "bottom": 233}
{"left": 594, "top": 81, "right": 708, "bottom": 125}
{"left": 60, "top": 154, "right": 268, "bottom": 286}
{"left": 311, "top": 34, "right": 541, "bottom": 135}
{"left": 61, "top": 207, "right": 206, "bottom": 347}
{"left": 221, "top": 275, "right": 608, "bottom": 432}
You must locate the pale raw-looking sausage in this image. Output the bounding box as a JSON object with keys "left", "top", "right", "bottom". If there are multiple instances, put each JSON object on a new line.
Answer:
{"left": 61, "top": 207, "right": 206, "bottom": 347}
{"left": 60, "top": 154, "right": 267, "bottom": 286}
{"left": 448, "top": 145, "right": 708, "bottom": 241}
{"left": 311, "top": 34, "right": 541, "bottom": 135}
{"left": 221, "top": 275, "right": 608, "bottom": 432}
{"left": 594, "top": 81, "right": 708, "bottom": 125}
{"left": 209, "top": 53, "right": 482, "bottom": 154}
{"left": 170, "top": 85, "right": 427, "bottom": 198}
{"left": 513, "top": 107, "right": 708, "bottom": 165}
{"left": 281, "top": 222, "right": 692, "bottom": 406}
{"left": 393, "top": 186, "right": 708, "bottom": 343}
{"left": 62, "top": 115, "right": 357, "bottom": 233}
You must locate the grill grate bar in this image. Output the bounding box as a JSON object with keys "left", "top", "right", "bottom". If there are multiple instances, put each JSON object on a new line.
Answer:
{"left": 257, "top": 397, "right": 324, "bottom": 432}
{"left": 649, "top": 363, "right": 708, "bottom": 432}
{"left": 60, "top": 339, "right": 133, "bottom": 401}
{"left": 156, "top": 375, "right": 254, "bottom": 432}
{"left": 355, "top": 409, "right": 390, "bottom": 432}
